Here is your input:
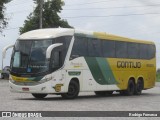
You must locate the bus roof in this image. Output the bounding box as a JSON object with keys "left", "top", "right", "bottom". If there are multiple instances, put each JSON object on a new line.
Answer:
{"left": 18, "top": 28, "right": 154, "bottom": 44}
{"left": 19, "top": 28, "right": 74, "bottom": 40}
{"left": 75, "top": 29, "right": 154, "bottom": 44}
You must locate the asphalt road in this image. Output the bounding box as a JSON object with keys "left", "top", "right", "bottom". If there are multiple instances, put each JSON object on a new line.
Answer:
{"left": 0, "top": 79, "right": 160, "bottom": 112}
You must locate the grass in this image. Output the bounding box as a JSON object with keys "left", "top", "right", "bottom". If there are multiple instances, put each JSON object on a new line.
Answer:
{"left": 156, "top": 73, "right": 160, "bottom": 82}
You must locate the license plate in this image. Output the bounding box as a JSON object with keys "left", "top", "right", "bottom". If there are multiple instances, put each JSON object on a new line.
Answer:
{"left": 22, "top": 87, "right": 29, "bottom": 91}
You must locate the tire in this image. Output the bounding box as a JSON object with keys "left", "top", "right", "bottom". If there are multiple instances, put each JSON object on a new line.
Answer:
{"left": 134, "top": 80, "right": 143, "bottom": 95}
{"left": 32, "top": 93, "right": 48, "bottom": 99}
{"left": 61, "top": 81, "right": 79, "bottom": 99}
{"left": 124, "top": 80, "right": 135, "bottom": 96}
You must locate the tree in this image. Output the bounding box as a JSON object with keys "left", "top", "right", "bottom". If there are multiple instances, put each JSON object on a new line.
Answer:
{"left": 157, "top": 68, "right": 160, "bottom": 74}
{"left": 20, "top": 0, "right": 72, "bottom": 34}
{"left": 0, "top": 0, "right": 12, "bottom": 33}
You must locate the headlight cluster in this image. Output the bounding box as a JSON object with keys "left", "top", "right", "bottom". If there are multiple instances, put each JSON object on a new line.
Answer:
{"left": 39, "top": 77, "right": 52, "bottom": 83}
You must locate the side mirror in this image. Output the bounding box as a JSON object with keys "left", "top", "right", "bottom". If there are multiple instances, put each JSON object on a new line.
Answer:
{"left": 2, "top": 44, "right": 14, "bottom": 71}
{"left": 46, "top": 43, "right": 63, "bottom": 59}
{"left": 2, "top": 44, "right": 14, "bottom": 59}
{"left": 51, "top": 51, "right": 62, "bottom": 68}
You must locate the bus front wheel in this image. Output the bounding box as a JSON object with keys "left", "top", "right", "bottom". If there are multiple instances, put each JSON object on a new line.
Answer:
{"left": 32, "top": 93, "right": 48, "bottom": 99}
{"left": 61, "top": 80, "right": 79, "bottom": 99}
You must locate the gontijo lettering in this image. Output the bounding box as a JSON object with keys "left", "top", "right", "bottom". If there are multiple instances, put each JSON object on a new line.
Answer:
{"left": 117, "top": 61, "right": 141, "bottom": 68}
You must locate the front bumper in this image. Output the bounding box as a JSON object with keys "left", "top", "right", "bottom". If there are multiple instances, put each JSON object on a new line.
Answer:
{"left": 9, "top": 80, "right": 64, "bottom": 94}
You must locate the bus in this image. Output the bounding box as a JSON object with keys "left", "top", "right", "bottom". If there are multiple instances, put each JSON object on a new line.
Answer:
{"left": 7, "top": 28, "right": 156, "bottom": 99}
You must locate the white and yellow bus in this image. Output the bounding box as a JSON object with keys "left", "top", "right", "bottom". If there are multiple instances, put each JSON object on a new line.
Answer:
{"left": 7, "top": 28, "right": 156, "bottom": 99}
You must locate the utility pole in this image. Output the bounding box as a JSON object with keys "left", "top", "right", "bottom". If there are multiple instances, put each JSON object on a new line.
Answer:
{"left": 39, "top": 0, "right": 44, "bottom": 29}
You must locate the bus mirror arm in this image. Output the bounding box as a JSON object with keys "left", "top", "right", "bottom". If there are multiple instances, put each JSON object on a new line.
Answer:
{"left": 46, "top": 43, "right": 63, "bottom": 59}
{"left": 2, "top": 44, "right": 14, "bottom": 70}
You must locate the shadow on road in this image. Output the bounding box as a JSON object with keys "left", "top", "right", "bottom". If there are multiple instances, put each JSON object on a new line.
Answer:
{"left": 14, "top": 92, "right": 158, "bottom": 101}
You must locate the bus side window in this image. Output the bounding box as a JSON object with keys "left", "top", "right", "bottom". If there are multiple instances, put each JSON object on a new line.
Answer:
{"left": 50, "top": 47, "right": 62, "bottom": 71}
{"left": 102, "top": 40, "right": 115, "bottom": 58}
{"left": 88, "top": 38, "right": 102, "bottom": 57}
{"left": 55, "top": 36, "right": 71, "bottom": 64}
{"left": 139, "top": 44, "right": 148, "bottom": 59}
{"left": 70, "top": 36, "right": 88, "bottom": 60}
{"left": 52, "top": 51, "right": 61, "bottom": 68}
{"left": 148, "top": 44, "right": 156, "bottom": 59}
{"left": 128, "top": 43, "right": 139, "bottom": 59}
{"left": 115, "top": 41, "right": 127, "bottom": 58}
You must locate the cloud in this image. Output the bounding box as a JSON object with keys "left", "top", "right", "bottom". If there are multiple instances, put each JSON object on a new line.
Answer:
{"left": 61, "top": 0, "right": 160, "bottom": 68}
{"left": 0, "top": 0, "right": 160, "bottom": 69}
{"left": 0, "top": 0, "right": 34, "bottom": 68}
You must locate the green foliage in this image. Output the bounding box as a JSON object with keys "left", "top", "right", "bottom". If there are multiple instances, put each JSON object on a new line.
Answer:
{"left": 156, "top": 73, "right": 160, "bottom": 82}
{"left": 156, "top": 69, "right": 160, "bottom": 82}
{"left": 0, "top": 0, "right": 12, "bottom": 33}
{"left": 20, "top": 0, "right": 72, "bottom": 34}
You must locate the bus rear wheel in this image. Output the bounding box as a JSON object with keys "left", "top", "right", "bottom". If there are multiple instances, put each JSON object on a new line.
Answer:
{"left": 32, "top": 93, "right": 48, "bottom": 99}
{"left": 124, "top": 80, "right": 135, "bottom": 96}
{"left": 134, "top": 80, "right": 143, "bottom": 95}
{"left": 61, "top": 80, "right": 79, "bottom": 99}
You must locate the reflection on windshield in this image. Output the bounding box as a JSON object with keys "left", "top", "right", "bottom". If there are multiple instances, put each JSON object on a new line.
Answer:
{"left": 12, "top": 40, "right": 52, "bottom": 74}
{"left": 13, "top": 52, "right": 20, "bottom": 67}
{"left": 29, "top": 40, "right": 52, "bottom": 73}
{"left": 11, "top": 36, "right": 72, "bottom": 76}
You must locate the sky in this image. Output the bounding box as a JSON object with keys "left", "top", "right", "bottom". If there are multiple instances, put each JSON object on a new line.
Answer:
{"left": 0, "top": 0, "right": 160, "bottom": 69}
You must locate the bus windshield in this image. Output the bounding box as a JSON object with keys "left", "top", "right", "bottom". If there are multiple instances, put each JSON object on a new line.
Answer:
{"left": 11, "top": 36, "right": 72, "bottom": 76}
{"left": 11, "top": 40, "right": 52, "bottom": 75}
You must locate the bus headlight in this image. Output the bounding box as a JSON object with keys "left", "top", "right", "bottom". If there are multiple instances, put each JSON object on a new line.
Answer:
{"left": 39, "top": 77, "right": 52, "bottom": 83}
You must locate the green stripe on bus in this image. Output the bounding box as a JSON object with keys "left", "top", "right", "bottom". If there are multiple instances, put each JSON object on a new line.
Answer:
{"left": 96, "top": 58, "right": 118, "bottom": 84}
{"left": 85, "top": 57, "right": 107, "bottom": 84}
{"left": 85, "top": 57, "right": 118, "bottom": 85}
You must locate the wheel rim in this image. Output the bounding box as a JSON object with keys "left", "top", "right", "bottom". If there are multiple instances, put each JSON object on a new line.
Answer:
{"left": 68, "top": 84, "right": 77, "bottom": 96}
{"left": 68, "top": 86, "right": 75, "bottom": 95}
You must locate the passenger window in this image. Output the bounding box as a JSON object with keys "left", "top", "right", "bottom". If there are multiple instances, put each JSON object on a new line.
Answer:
{"left": 116, "top": 41, "right": 127, "bottom": 58}
{"left": 139, "top": 44, "right": 148, "bottom": 59}
{"left": 55, "top": 36, "right": 72, "bottom": 62}
{"left": 71, "top": 36, "right": 88, "bottom": 59}
{"left": 102, "top": 40, "right": 115, "bottom": 57}
{"left": 128, "top": 43, "right": 139, "bottom": 59}
{"left": 148, "top": 45, "right": 155, "bottom": 59}
{"left": 88, "top": 38, "right": 102, "bottom": 57}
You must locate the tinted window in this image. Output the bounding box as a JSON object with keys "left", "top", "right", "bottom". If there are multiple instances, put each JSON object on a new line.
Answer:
{"left": 128, "top": 43, "right": 139, "bottom": 59}
{"left": 50, "top": 36, "right": 72, "bottom": 71}
{"left": 116, "top": 41, "right": 127, "bottom": 58}
{"left": 71, "top": 36, "right": 88, "bottom": 59}
{"left": 88, "top": 38, "right": 102, "bottom": 57}
{"left": 102, "top": 40, "right": 115, "bottom": 57}
{"left": 148, "top": 44, "right": 155, "bottom": 59}
{"left": 139, "top": 44, "right": 148, "bottom": 59}
{"left": 55, "top": 36, "right": 71, "bottom": 62}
